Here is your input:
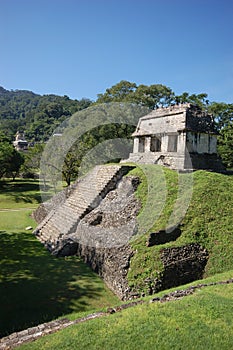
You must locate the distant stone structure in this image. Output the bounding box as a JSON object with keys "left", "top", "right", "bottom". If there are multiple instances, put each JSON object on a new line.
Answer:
{"left": 13, "top": 131, "right": 28, "bottom": 151}
{"left": 126, "top": 104, "right": 225, "bottom": 171}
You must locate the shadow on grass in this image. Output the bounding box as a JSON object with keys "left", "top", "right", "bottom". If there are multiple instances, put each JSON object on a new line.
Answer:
{"left": 0, "top": 179, "right": 42, "bottom": 204}
{"left": 0, "top": 230, "right": 106, "bottom": 337}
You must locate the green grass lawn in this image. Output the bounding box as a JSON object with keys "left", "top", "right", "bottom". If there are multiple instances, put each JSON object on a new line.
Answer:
{"left": 0, "top": 179, "right": 41, "bottom": 209}
{"left": 0, "top": 179, "right": 118, "bottom": 337}
{"left": 18, "top": 270, "right": 233, "bottom": 350}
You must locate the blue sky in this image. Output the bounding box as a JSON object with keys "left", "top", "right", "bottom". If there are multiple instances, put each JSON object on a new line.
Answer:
{"left": 1, "top": 0, "right": 233, "bottom": 102}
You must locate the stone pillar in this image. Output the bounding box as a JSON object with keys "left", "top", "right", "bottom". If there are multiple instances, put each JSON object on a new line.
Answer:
{"left": 161, "top": 135, "right": 168, "bottom": 152}
{"left": 177, "top": 132, "right": 186, "bottom": 154}
{"left": 144, "top": 136, "right": 151, "bottom": 153}
{"left": 133, "top": 137, "right": 139, "bottom": 153}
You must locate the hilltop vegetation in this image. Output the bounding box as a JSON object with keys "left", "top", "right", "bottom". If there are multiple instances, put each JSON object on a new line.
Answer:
{"left": 0, "top": 86, "right": 92, "bottom": 142}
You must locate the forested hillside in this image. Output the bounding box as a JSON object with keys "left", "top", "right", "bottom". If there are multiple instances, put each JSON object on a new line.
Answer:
{"left": 0, "top": 86, "right": 92, "bottom": 142}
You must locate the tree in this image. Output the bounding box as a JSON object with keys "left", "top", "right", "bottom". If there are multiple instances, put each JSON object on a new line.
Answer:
{"left": 0, "top": 139, "right": 24, "bottom": 179}
{"left": 0, "top": 142, "right": 13, "bottom": 178}
{"left": 174, "top": 92, "right": 209, "bottom": 107}
{"left": 21, "top": 143, "right": 44, "bottom": 177}
{"left": 132, "top": 84, "right": 174, "bottom": 109}
{"left": 7, "top": 150, "right": 24, "bottom": 180}
{"left": 96, "top": 80, "right": 137, "bottom": 103}
{"left": 217, "top": 123, "right": 233, "bottom": 169}
{"left": 208, "top": 102, "right": 233, "bottom": 130}
{"left": 206, "top": 103, "right": 233, "bottom": 168}
{"left": 96, "top": 80, "right": 174, "bottom": 109}
{"left": 59, "top": 103, "right": 150, "bottom": 185}
{"left": 62, "top": 146, "right": 81, "bottom": 186}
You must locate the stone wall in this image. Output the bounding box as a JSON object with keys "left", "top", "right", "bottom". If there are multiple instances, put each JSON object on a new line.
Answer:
{"left": 53, "top": 175, "right": 141, "bottom": 300}
{"left": 186, "top": 132, "right": 217, "bottom": 154}
{"left": 75, "top": 243, "right": 134, "bottom": 300}
{"left": 124, "top": 151, "right": 186, "bottom": 170}
{"left": 76, "top": 241, "right": 208, "bottom": 300}
{"left": 160, "top": 243, "right": 209, "bottom": 290}
{"left": 135, "top": 109, "right": 186, "bottom": 136}
{"left": 187, "top": 153, "right": 226, "bottom": 172}
{"left": 186, "top": 106, "right": 217, "bottom": 133}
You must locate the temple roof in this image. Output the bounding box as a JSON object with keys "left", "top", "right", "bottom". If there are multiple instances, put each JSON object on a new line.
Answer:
{"left": 132, "top": 104, "right": 218, "bottom": 136}
{"left": 139, "top": 103, "right": 191, "bottom": 120}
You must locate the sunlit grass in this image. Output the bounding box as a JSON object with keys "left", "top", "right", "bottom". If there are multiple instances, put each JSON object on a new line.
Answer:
{"left": 18, "top": 271, "right": 233, "bottom": 350}
{"left": 0, "top": 178, "right": 41, "bottom": 209}
{"left": 127, "top": 166, "right": 233, "bottom": 293}
{"left": 0, "top": 210, "right": 35, "bottom": 231}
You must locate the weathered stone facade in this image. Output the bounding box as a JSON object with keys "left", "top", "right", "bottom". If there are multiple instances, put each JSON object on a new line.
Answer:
{"left": 160, "top": 243, "right": 209, "bottom": 290}
{"left": 125, "top": 104, "right": 225, "bottom": 171}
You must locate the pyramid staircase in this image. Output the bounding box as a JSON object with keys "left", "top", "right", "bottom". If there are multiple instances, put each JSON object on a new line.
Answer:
{"left": 34, "top": 165, "right": 133, "bottom": 251}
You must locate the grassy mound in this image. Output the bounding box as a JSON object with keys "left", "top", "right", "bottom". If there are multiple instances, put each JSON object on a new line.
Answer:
{"left": 126, "top": 166, "right": 233, "bottom": 294}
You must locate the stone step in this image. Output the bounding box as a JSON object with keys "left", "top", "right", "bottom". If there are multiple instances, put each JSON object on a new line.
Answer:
{"left": 35, "top": 165, "right": 134, "bottom": 250}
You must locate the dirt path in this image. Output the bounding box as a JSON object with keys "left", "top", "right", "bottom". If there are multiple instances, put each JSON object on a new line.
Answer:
{"left": 0, "top": 208, "right": 37, "bottom": 212}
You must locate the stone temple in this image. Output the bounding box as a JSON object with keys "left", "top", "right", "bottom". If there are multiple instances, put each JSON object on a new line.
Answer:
{"left": 126, "top": 103, "right": 225, "bottom": 171}
{"left": 13, "top": 131, "right": 28, "bottom": 152}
